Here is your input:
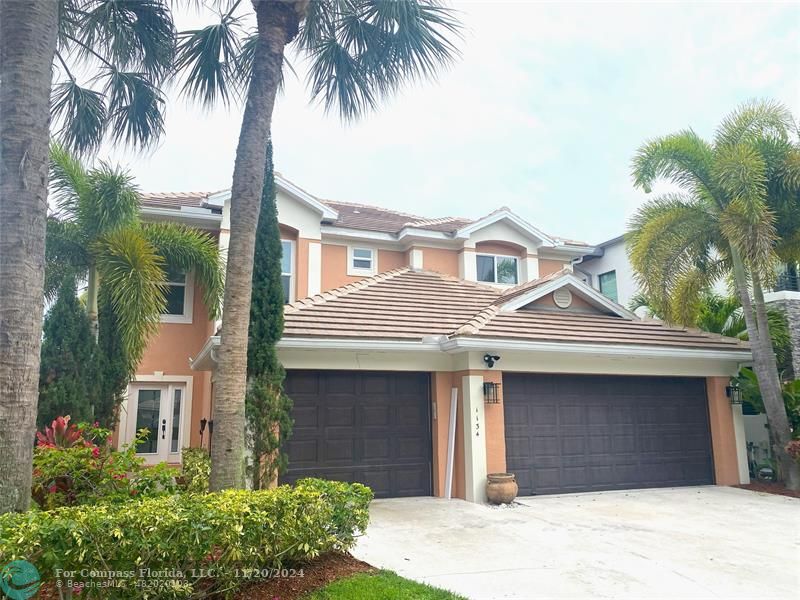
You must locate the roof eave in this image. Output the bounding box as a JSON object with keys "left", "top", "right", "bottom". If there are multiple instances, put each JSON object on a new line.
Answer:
{"left": 441, "top": 336, "right": 753, "bottom": 362}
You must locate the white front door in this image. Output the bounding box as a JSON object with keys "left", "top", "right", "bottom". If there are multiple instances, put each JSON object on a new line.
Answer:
{"left": 127, "top": 383, "right": 186, "bottom": 464}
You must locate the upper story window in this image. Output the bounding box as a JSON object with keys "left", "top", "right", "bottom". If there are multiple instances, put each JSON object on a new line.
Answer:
{"left": 348, "top": 246, "right": 376, "bottom": 276}
{"left": 598, "top": 270, "right": 618, "bottom": 303}
{"left": 161, "top": 267, "right": 193, "bottom": 323}
{"left": 281, "top": 240, "right": 293, "bottom": 303}
{"left": 477, "top": 254, "right": 518, "bottom": 285}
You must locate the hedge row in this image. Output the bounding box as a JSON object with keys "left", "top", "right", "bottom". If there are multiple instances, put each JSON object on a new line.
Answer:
{"left": 0, "top": 478, "right": 372, "bottom": 599}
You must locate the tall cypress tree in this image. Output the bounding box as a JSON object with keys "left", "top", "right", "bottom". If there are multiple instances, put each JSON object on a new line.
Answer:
{"left": 38, "top": 278, "right": 98, "bottom": 427}
{"left": 246, "top": 140, "right": 293, "bottom": 489}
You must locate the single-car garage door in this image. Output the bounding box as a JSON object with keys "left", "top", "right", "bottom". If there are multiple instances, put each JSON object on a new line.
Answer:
{"left": 282, "top": 370, "right": 432, "bottom": 498}
{"left": 504, "top": 374, "right": 714, "bottom": 495}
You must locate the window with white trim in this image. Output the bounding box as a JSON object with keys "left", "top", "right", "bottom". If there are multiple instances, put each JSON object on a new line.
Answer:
{"left": 476, "top": 254, "right": 518, "bottom": 284}
{"left": 161, "top": 268, "right": 194, "bottom": 323}
{"left": 281, "top": 240, "right": 293, "bottom": 303}
{"left": 348, "top": 247, "right": 376, "bottom": 276}
{"left": 598, "top": 270, "right": 618, "bottom": 303}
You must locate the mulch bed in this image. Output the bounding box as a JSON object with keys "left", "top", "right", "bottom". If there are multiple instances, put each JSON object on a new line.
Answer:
{"left": 736, "top": 482, "right": 800, "bottom": 499}
{"left": 230, "top": 552, "right": 375, "bottom": 600}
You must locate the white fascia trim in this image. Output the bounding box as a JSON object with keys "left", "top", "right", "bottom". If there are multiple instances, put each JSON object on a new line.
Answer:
{"left": 500, "top": 273, "right": 638, "bottom": 319}
{"left": 442, "top": 337, "right": 752, "bottom": 361}
{"left": 278, "top": 337, "right": 445, "bottom": 351}
{"left": 541, "top": 244, "right": 598, "bottom": 258}
{"left": 455, "top": 210, "right": 555, "bottom": 246}
{"left": 204, "top": 177, "right": 338, "bottom": 221}
{"left": 140, "top": 206, "right": 222, "bottom": 229}
{"left": 764, "top": 290, "right": 800, "bottom": 302}
{"left": 190, "top": 335, "right": 220, "bottom": 371}
{"left": 396, "top": 227, "right": 453, "bottom": 241}
{"left": 320, "top": 225, "right": 397, "bottom": 242}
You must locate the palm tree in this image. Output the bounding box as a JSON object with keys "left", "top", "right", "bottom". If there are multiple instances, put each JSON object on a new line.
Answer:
{"left": 46, "top": 145, "right": 223, "bottom": 412}
{"left": 0, "top": 0, "right": 176, "bottom": 513}
{"left": 0, "top": 0, "right": 60, "bottom": 514}
{"left": 628, "top": 100, "right": 800, "bottom": 489}
{"left": 174, "top": 1, "right": 463, "bottom": 490}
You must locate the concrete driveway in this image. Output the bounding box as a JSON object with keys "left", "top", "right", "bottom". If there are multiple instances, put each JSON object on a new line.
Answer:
{"left": 353, "top": 486, "right": 799, "bottom": 599}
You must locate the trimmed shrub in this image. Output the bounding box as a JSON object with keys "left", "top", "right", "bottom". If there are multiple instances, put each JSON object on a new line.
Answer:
{"left": 177, "top": 447, "right": 211, "bottom": 493}
{"left": 0, "top": 479, "right": 372, "bottom": 599}
{"left": 32, "top": 419, "right": 178, "bottom": 509}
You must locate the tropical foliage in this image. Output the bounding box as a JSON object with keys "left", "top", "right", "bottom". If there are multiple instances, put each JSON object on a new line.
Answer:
{"left": 246, "top": 141, "right": 293, "bottom": 490}
{"left": 45, "top": 145, "right": 223, "bottom": 424}
{"left": 628, "top": 99, "right": 800, "bottom": 488}
{"left": 32, "top": 417, "right": 178, "bottom": 510}
{"left": 2, "top": 479, "right": 372, "bottom": 599}
{"left": 630, "top": 291, "right": 792, "bottom": 371}
{"left": 38, "top": 279, "right": 98, "bottom": 427}
{"left": 738, "top": 370, "right": 800, "bottom": 435}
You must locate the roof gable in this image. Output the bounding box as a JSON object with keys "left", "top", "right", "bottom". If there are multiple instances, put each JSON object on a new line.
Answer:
{"left": 455, "top": 208, "right": 556, "bottom": 246}
{"left": 496, "top": 273, "right": 637, "bottom": 319}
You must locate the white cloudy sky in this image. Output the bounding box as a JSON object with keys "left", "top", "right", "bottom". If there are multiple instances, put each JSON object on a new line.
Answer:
{"left": 107, "top": 1, "right": 800, "bottom": 244}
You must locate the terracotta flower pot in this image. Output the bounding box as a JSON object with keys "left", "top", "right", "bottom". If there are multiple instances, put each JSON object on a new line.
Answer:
{"left": 486, "top": 472, "right": 518, "bottom": 504}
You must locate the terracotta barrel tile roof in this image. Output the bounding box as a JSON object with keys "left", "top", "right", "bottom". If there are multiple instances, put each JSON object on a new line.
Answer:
{"left": 283, "top": 269, "right": 749, "bottom": 353}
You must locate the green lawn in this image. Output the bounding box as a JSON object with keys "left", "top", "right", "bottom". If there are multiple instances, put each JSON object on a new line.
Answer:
{"left": 303, "top": 570, "right": 466, "bottom": 599}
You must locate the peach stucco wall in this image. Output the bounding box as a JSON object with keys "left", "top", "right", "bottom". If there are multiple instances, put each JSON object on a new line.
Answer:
{"left": 320, "top": 244, "right": 406, "bottom": 291}
{"left": 430, "top": 370, "right": 506, "bottom": 499}
{"left": 539, "top": 258, "right": 569, "bottom": 276}
{"left": 528, "top": 291, "right": 599, "bottom": 313}
{"left": 475, "top": 241, "right": 525, "bottom": 258}
{"left": 706, "top": 376, "right": 740, "bottom": 485}
{"left": 421, "top": 247, "right": 460, "bottom": 277}
{"left": 136, "top": 282, "right": 214, "bottom": 448}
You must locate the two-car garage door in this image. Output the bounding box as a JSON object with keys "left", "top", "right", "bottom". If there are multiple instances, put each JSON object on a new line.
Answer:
{"left": 504, "top": 374, "right": 714, "bottom": 495}
{"left": 282, "top": 370, "right": 432, "bottom": 498}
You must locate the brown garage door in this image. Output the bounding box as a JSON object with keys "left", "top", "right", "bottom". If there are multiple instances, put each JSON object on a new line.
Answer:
{"left": 282, "top": 370, "right": 432, "bottom": 498}
{"left": 504, "top": 374, "right": 714, "bottom": 495}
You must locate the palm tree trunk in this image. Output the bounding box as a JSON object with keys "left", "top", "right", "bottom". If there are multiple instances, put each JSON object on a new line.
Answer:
{"left": 87, "top": 262, "right": 99, "bottom": 339}
{"left": 752, "top": 274, "right": 800, "bottom": 489}
{"left": 209, "top": 0, "right": 302, "bottom": 491}
{"left": 0, "top": 0, "right": 59, "bottom": 513}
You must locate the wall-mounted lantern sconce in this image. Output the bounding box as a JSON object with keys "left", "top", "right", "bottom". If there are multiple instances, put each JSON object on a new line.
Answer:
{"left": 483, "top": 354, "right": 501, "bottom": 368}
{"left": 726, "top": 381, "right": 743, "bottom": 405}
{"left": 483, "top": 382, "right": 501, "bottom": 404}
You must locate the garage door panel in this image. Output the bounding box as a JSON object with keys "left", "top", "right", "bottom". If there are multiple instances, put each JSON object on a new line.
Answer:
{"left": 505, "top": 374, "right": 713, "bottom": 495}
{"left": 283, "top": 371, "right": 432, "bottom": 498}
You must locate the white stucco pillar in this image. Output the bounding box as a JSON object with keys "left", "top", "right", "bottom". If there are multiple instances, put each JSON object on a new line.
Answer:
{"left": 462, "top": 374, "right": 488, "bottom": 503}
{"left": 524, "top": 255, "right": 539, "bottom": 282}
{"left": 307, "top": 241, "right": 321, "bottom": 296}
{"left": 410, "top": 248, "right": 424, "bottom": 270}
{"left": 459, "top": 249, "right": 477, "bottom": 282}
{"left": 731, "top": 403, "right": 750, "bottom": 484}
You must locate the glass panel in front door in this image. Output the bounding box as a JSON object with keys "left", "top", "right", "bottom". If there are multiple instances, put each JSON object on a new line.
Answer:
{"left": 135, "top": 389, "right": 162, "bottom": 454}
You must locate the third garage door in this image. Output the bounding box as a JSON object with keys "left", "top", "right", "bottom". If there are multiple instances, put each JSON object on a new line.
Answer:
{"left": 282, "top": 370, "right": 432, "bottom": 498}
{"left": 504, "top": 374, "right": 714, "bottom": 495}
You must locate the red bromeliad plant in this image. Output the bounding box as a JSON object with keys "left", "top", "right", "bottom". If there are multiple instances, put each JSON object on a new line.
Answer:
{"left": 32, "top": 417, "right": 177, "bottom": 509}
{"left": 787, "top": 440, "right": 800, "bottom": 463}
{"left": 35, "top": 415, "right": 88, "bottom": 448}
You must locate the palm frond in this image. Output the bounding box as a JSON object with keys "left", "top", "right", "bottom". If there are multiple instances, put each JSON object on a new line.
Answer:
{"left": 175, "top": 12, "right": 244, "bottom": 106}
{"left": 78, "top": 0, "right": 175, "bottom": 82}
{"left": 715, "top": 98, "right": 793, "bottom": 148}
{"left": 102, "top": 69, "right": 166, "bottom": 150}
{"left": 44, "top": 217, "right": 90, "bottom": 301}
{"left": 79, "top": 163, "right": 141, "bottom": 240}
{"left": 236, "top": 30, "right": 297, "bottom": 92}
{"left": 631, "top": 130, "right": 719, "bottom": 200}
{"left": 299, "top": 0, "right": 463, "bottom": 120}
{"left": 140, "top": 222, "right": 224, "bottom": 319}
{"left": 51, "top": 81, "right": 108, "bottom": 155}
{"left": 627, "top": 193, "right": 721, "bottom": 320}
{"left": 49, "top": 142, "right": 90, "bottom": 219}
{"left": 93, "top": 228, "right": 166, "bottom": 368}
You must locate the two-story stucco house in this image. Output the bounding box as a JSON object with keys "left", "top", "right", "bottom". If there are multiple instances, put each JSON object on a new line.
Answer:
{"left": 118, "top": 175, "right": 753, "bottom": 503}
